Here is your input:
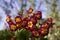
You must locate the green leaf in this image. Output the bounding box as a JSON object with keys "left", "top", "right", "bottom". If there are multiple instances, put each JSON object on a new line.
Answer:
{"left": 16, "top": 29, "right": 29, "bottom": 40}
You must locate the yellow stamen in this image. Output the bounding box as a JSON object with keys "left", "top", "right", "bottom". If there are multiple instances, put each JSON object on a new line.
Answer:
{"left": 29, "top": 9, "right": 33, "bottom": 13}
{"left": 37, "top": 15, "right": 40, "bottom": 18}
{"left": 6, "top": 17, "right": 10, "bottom": 22}
{"left": 28, "top": 21, "right": 33, "bottom": 28}
{"left": 41, "top": 29, "right": 47, "bottom": 34}
{"left": 45, "top": 24, "right": 48, "bottom": 27}
{"left": 16, "top": 18, "right": 21, "bottom": 22}
{"left": 16, "top": 24, "right": 20, "bottom": 27}
{"left": 34, "top": 31, "right": 39, "bottom": 36}
{"left": 22, "top": 21, "right": 26, "bottom": 26}
{"left": 11, "top": 25, "right": 16, "bottom": 30}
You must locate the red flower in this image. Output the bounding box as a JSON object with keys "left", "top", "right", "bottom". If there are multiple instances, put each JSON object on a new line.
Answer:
{"left": 6, "top": 15, "right": 13, "bottom": 24}
{"left": 23, "top": 15, "right": 29, "bottom": 21}
{"left": 26, "top": 20, "right": 34, "bottom": 31}
{"left": 6, "top": 15, "right": 11, "bottom": 22}
{"left": 47, "top": 18, "right": 53, "bottom": 27}
{"left": 28, "top": 20, "right": 33, "bottom": 28}
{"left": 21, "top": 20, "right": 27, "bottom": 28}
{"left": 42, "top": 23, "right": 50, "bottom": 28}
{"left": 15, "top": 16, "right": 22, "bottom": 23}
{"left": 25, "top": 14, "right": 29, "bottom": 18}
{"left": 39, "top": 27, "right": 49, "bottom": 36}
{"left": 32, "top": 30, "right": 40, "bottom": 38}
{"left": 35, "top": 11, "right": 42, "bottom": 20}
{"left": 9, "top": 23, "right": 17, "bottom": 31}
{"left": 19, "top": 16, "right": 29, "bottom": 28}
{"left": 48, "top": 18, "right": 53, "bottom": 23}
{"left": 30, "top": 16, "right": 37, "bottom": 24}
{"left": 27, "top": 8, "right": 33, "bottom": 14}
{"left": 8, "top": 21, "right": 14, "bottom": 25}
{"left": 16, "top": 23, "right": 21, "bottom": 28}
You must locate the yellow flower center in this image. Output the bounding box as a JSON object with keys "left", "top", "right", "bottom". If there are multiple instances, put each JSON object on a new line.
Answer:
{"left": 45, "top": 24, "right": 48, "bottom": 27}
{"left": 36, "top": 15, "right": 40, "bottom": 18}
{"left": 22, "top": 21, "right": 26, "bottom": 26}
{"left": 28, "top": 21, "right": 33, "bottom": 28}
{"left": 29, "top": 9, "right": 33, "bottom": 13}
{"left": 16, "top": 18, "right": 21, "bottom": 22}
{"left": 16, "top": 24, "right": 20, "bottom": 27}
{"left": 34, "top": 31, "right": 39, "bottom": 36}
{"left": 41, "top": 29, "right": 47, "bottom": 34}
{"left": 11, "top": 25, "right": 16, "bottom": 30}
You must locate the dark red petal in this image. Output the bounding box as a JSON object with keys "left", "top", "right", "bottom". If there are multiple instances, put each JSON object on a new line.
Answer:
{"left": 32, "top": 30, "right": 40, "bottom": 38}
{"left": 30, "top": 16, "right": 37, "bottom": 24}
{"left": 27, "top": 8, "right": 33, "bottom": 14}
{"left": 6, "top": 15, "right": 12, "bottom": 23}
{"left": 42, "top": 22, "right": 50, "bottom": 28}
{"left": 9, "top": 23, "right": 17, "bottom": 31}
{"left": 16, "top": 23, "right": 21, "bottom": 28}
{"left": 15, "top": 16, "right": 22, "bottom": 23}
{"left": 26, "top": 20, "right": 34, "bottom": 31}
{"left": 39, "top": 27, "right": 49, "bottom": 36}
{"left": 48, "top": 18, "right": 53, "bottom": 22}
{"left": 34, "top": 11, "right": 42, "bottom": 20}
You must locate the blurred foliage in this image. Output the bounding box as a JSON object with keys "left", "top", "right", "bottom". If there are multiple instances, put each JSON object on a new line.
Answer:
{"left": 0, "top": 29, "right": 29, "bottom": 40}
{"left": 16, "top": 29, "right": 29, "bottom": 40}
{"left": 45, "top": 0, "right": 60, "bottom": 40}
{"left": 0, "top": 29, "right": 48, "bottom": 40}
{"left": 46, "top": 0, "right": 60, "bottom": 26}
{"left": 0, "top": 30, "right": 14, "bottom": 40}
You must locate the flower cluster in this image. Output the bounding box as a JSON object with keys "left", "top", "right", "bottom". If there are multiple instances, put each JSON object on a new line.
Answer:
{"left": 6, "top": 8, "right": 54, "bottom": 38}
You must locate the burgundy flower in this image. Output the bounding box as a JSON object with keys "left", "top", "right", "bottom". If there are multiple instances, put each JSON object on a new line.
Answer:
{"left": 28, "top": 20, "right": 34, "bottom": 28}
{"left": 48, "top": 18, "right": 53, "bottom": 23}
{"left": 26, "top": 20, "right": 34, "bottom": 31}
{"left": 18, "top": 16, "right": 29, "bottom": 28}
{"left": 47, "top": 18, "right": 53, "bottom": 27}
{"left": 35, "top": 11, "right": 42, "bottom": 20}
{"left": 6, "top": 15, "right": 11, "bottom": 22}
{"left": 8, "top": 21, "right": 14, "bottom": 25}
{"left": 42, "top": 22, "right": 50, "bottom": 28}
{"left": 39, "top": 27, "right": 49, "bottom": 36}
{"left": 30, "top": 16, "right": 37, "bottom": 24}
{"left": 21, "top": 20, "right": 27, "bottom": 28}
{"left": 6, "top": 15, "right": 14, "bottom": 25}
{"left": 27, "top": 8, "right": 33, "bottom": 14}
{"left": 16, "top": 23, "right": 21, "bottom": 28}
{"left": 32, "top": 30, "right": 40, "bottom": 38}
{"left": 15, "top": 16, "right": 22, "bottom": 23}
{"left": 9, "top": 23, "right": 17, "bottom": 31}
{"left": 22, "top": 16, "right": 29, "bottom": 21}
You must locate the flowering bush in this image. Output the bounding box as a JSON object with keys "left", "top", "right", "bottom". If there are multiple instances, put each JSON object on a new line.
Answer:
{"left": 6, "top": 8, "right": 54, "bottom": 40}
